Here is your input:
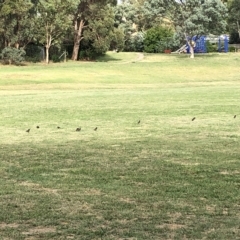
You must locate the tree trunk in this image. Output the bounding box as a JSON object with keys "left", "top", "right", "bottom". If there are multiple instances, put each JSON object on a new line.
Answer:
{"left": 45, "top": 28, "right": 52, "bottom": 64}
{"left": 185, "top": 34, "right": 195, "bottom": 59}
{"left": 46, "top": 46, "right": 50, "bottom": 64}
{"left": 15, "top": 43, "right": 20, "bottom": 49}
{"left": 237, "top": 21, "right": 240, "bottom": 40}
{"left": 71, "top": 19, "right": 85, "bottom": 61}
{"left": 189, "top": 45, "right": 194, "bottom": 58}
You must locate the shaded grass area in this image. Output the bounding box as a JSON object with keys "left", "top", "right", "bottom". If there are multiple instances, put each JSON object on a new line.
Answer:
{"left": 0, "top": 53, "right": 240, "bottom": 239}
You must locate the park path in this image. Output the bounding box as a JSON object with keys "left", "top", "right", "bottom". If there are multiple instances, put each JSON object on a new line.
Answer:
{"left": 135, "top": 52, "right": 144, "bottom": 62}
{"left": 117, "top": 52, "right": 144, "bottom": 64}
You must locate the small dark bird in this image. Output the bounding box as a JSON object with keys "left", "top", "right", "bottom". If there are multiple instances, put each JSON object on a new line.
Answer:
{"left": 76, "top": 127, "right": 81, "bottom": 132}
{"left": 192, "top": 117, "right": 196, "bottom": 121}
{"left": 234, "top": 115, "right": 237, "bottom": 118}
{"left": 57, "top": 126, "right": 61, "bottom": 129}
{"left": 138, "top": 120, "right": 141, "bottom": 124}
{"left": 36, "top": 126, "right": 40, "bottom": 129}
{"left": 26, "top": 129, "right": 30, "bottom": 133}
{"left": 94, "top": 127, "right": 98, "bottom": 131}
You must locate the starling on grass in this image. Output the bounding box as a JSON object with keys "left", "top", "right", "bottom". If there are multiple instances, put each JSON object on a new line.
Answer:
{"left": 76, "top": 127, "right": 81, "bottom": 132}
{"left": 57, "top": 126, "right": 61, "bottom": 129}
{"left": 36, "top": 126, "right": 40, "bottom": 129}
{"left": 138, "top": 120, "right": 141, "bottom": 124}
{"left": 26, "top": 129, "right": 30, "bottom": 133}
{"left": 192, "top": 117, "right": 196, "bottom": 121}
{"left": 234, "top": 115, "right": 237, "bottom": 118}
{"left": 94, "top": 127, "right": 98, "bottom": 131}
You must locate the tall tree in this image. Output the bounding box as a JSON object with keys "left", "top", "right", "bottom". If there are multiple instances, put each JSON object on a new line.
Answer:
{"left": 36, "top": 0, "right": 74, "bottom": 63}
{"left": 114, "top": 0, "right": 138, "bottom": 45}
{"left": 141, "top": 0, "right": 172, "bottom": 29}
{"left": 0, "top": 0, "right": 35, "bottom": 49}
{"left": 79, "top": 3, "right": 119, "bottom": 58}
{"left": 71, "top": 0, "right": 117, "bottom": 61}
{"left": 172, "top": 0, "right": 228, "bottom": 58}
{"left": 228, "top": 0, "right": 240, "bottom": 40}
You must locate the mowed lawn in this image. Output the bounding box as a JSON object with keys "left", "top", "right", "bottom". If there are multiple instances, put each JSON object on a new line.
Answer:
{"left": 0, "top": 52, "right": 240, "bottom": 239}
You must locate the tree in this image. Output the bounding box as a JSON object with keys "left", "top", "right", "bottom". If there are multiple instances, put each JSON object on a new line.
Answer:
{"left": 0, "top": 0, "right": 35, "bottom": 49}
{"left": 172, "top": 0, "right": 228, "bottom": 58}
{"left": 141, "top": 0, "right": 173, "bottom": 30}
{"left": 71, "top": 0, "right": 117, "bottom": 61}
{"left": 114, "top": 1, "right": 139, "bottom": 51}
{"left": 79, "top": 3, "right": 118, "bottom": 59}
{"left": 228, "top": 0, "right": 240, "bottom": 41}
{"left": 36, "top": 0, "right": 74, "bottom": 63}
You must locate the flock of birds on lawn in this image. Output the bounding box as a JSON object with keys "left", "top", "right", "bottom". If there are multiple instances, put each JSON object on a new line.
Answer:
{"left": 25, "top": 115, "right": 237, "bottom": 133}
{"left": 25, "top": 126, "right": 98, "bottom": 133}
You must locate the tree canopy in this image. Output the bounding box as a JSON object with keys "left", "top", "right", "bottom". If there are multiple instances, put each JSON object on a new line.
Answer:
{"left": 228, "top": 0, "right": 240, "bottom": 40}
{"left": 0, "top": 0, "right": 231, "bottom": 63}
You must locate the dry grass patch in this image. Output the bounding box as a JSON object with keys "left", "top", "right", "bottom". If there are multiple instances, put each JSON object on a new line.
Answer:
{"left": 22, "top": 226, "right": 56, "bottom": 235}
{"left": 155, "top": 223, "right": 185, "bottom": 230}
{"left": 0, "top": 223, "right": 19, "bottom": 229}
{"left": 19, "top": 181, "right": 60, "bottom": 196}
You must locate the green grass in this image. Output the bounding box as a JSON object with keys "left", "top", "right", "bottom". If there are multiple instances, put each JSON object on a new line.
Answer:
{"left": 0, "top": 52, "right": 240, "bottom": 239}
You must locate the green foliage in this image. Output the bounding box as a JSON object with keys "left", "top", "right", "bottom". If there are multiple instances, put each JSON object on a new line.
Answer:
{"left": 114, "top": 2, "right": 139, "bottom": 51}
{"left": 0, "top": 47, "right": 26, "bottom": 65}
{"left": 228, "top": 0, "right": 240, "bottom": 35}
{"left": 79, "top": 49, "right": 98, "bottom": 61}
{"left": 142, "top": 0, "right": 171, "bottom": 29}
{"left": 206, "top": 41, "right": 217, "bottom": 53}
{"left": 229, "top": 31, "right": 240, "bottom": 44}
{"left": 229, "top": 46, "right": 236, "bottom": 52}
{"left": 36, "top": 0, "right": 75, "bottom": 63}
{"left": 110, "top": 28, "right": 125, "bottom": 51}
{"left": 0, "top": 0, "right": 36, "bottom": 49}
{"left": 144, "top": 26, "right": 173, "bottom": 53}
{"left": 76, "top": 3, "right": 117, "bottom": 59}
{"left": 25, "top": 45, "right": 42, "bottom": 63}
{"left": 51, "top": 54, "right": 61, "bottom": 63}
{"left": 71, "top": 0, "right": 118, "bottom": 60}
{"left": 124, "top": 32, "right": 145, "bottom": 52}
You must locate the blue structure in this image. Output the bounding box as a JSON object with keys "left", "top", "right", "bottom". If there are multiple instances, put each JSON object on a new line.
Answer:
{"left": 186, "top": 35, "right": 229, "bottom": 54}
{"left": 187, "top": 36, "right": 207, "bottom": 53}
{"left": 218, "top": 35, "right": 228, "bottom": 52}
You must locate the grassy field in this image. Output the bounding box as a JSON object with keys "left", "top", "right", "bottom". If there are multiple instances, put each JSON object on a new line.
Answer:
{"left": 0, "top": 52, "right": 240, "bottom": 239}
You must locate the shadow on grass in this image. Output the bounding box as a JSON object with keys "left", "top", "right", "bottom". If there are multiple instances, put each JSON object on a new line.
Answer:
{"left": 96, "top": 54, "right": 122, "bottom": 62}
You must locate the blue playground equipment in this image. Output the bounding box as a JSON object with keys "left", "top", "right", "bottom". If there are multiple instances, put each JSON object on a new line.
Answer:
{"left": 187, "top": 36, "right": 207, "bottom": 53}
{"left": 218, "top": 35, "right": 229, "bottom": 52}
{"left": 186, "top": 35, "right": 228, "bottom": 53}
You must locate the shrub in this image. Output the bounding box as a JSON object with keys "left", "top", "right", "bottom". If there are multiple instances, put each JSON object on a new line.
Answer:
{"left": 0, "top": 47, "right": 26, "bottom": 65}
{"left": 229, "top": 46, "right": 236, "bottom": 52}
{"left": 144, "top": 26, "right": 173, "bottom": 53}
{"left": 51, "top": 54, "right": 61, "bottom": 63}
{"left": 206, "top": 41, "right": 217, "bottom": 53}
{"left": 124, "top": 32, "right": 145, "bottom": 52}
{"left": 79, "top": 49, "right": 97, "bottom": 61}
{"left": 25, "top": 45, "right": 43, "bottom": 63}
{"left": 229, "top": 31, "right": 240, "bottom": 44}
